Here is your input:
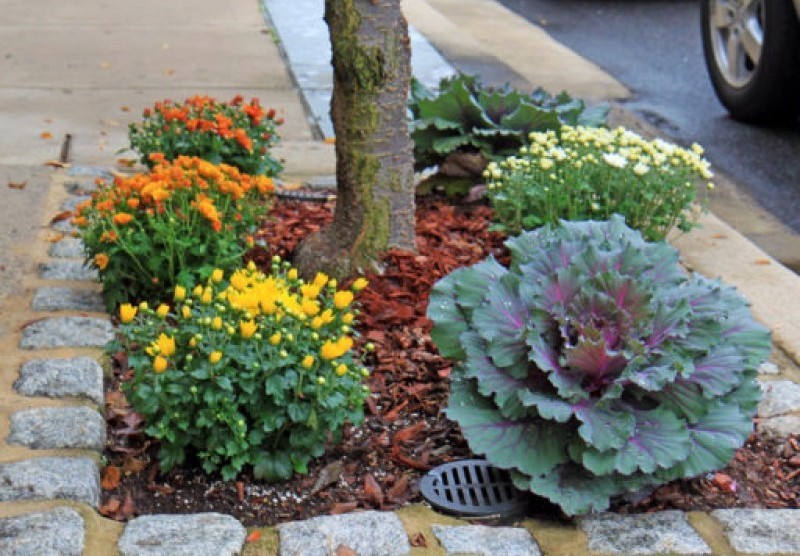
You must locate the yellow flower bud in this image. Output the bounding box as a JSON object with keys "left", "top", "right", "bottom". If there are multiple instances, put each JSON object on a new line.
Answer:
{"left": 156, "top": 304, "right": 170, "bottom": 318}
{"left": 336, "top": 363, "right": 348, "bottom": 377}
{"left": 269, "top": 332, "right": 281, "bottom": 345}
{"left": 182, "top": 305, "right": 192, "bottom": 319}
{"left": 201, "top": 288, "right": 213, "bottom": 304}
{"left": 313, "top": 272, "right": 328, "bottom": 288}
{"left": 189, "top": 337, "right": 197, "bottom": 348}
{"left": 302, "top": 355, "right": 315, "bottom": 369}
{"left": 351, "top": 277, "right": 369, "bottom": 292}
{"left": 211, "top": 268, "right": 224, "bottom": 282}
{"left": 193, "top": 285, "right": 203, "bottom": 297}
{"left": 138, "top": 301, "right": 149, "bottom": 311}
{"left": 174, "top": 285, "right": 186, "bottom": 301}
{"left": 209, "top": 351, "right": 223, "bottom": 364}
{"left": 119, "top": 303, "right": 137, "bottom": 324}
{"left": 153, "top": 355, "right": 168, "bottom": 373}
{"left": 342, "top": 313, "right": 354, "bottom": 324}
{"left": 287, "top": 268, "right": 298, "bottom": 281}
{"left": 212, "top": 316, "right": 223, "bottom": 330}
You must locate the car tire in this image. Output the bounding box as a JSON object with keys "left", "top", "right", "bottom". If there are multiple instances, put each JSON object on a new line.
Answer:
{"left": 701, "top": 0, "right": 800, "bottom": 124}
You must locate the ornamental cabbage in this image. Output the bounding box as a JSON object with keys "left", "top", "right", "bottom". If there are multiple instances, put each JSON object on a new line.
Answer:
{"left": 427, "top": 216, "right": 770, "bottom": 515}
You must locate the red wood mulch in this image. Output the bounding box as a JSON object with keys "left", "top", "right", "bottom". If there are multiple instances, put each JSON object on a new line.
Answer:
{"left": 100, "top": 195, "right": 800, "bottom": 526}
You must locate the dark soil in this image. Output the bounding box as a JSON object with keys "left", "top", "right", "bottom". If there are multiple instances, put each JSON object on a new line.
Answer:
{"left": 101, "top": 196, "right": 800, "bottom": 526}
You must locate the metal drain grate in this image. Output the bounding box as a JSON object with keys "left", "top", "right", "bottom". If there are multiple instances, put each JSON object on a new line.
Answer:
{"left": 419, "top": 459, "right": 529, "bottom": 517}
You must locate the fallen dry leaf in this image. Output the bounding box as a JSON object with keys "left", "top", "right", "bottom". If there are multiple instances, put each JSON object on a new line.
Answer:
{"left": 335, "top": 546, "right": 357, "bottom": 556}
{"left": 99, "top": 497, "right": 121, "bottom": 517}
{"left": 246, "top": 531, "right": 262, "bottom": 543}
{"left": 236, "top": 481, "right": 245, "bottom": 502}
{"left": 40, "top": 131, "right": 52, "bottom": 139}
{"left": 47, "top": 233, "right": 65, "bottom": 243}
{"left": 43, "top": 160, "right": 70, "bottom": 168}
{"left": 323, "top": 137, "right": 336, "bottom": 144}
{"left": 120, "top": 105, "right": 130, "bottom": 112}
{"left": 99, "top": 61, "right": 112, "bottom": 69}
{"left": 712, "top": 472, "right": 738, "bottom": 493}
{"left": 7, "top": 181, "right": 26, "bottom": 190}
{"left": 121, "top": 458, "right": 148, "bottom": 475}
{"left": 117, "top": 158, "right": 137, "bottom": 168}
{"left": 330, "top": 501, "right": 358, "bottom": 515}
{"left": 101, "top": 466, "right": 121, "bottom": 490}
{"left": 754, "top": 259, "right": 771, "bottom": 265}
{"left": 50, "top": 211, "right": 72, "bottom": 224}
{"left": 363, "top": 474, "right": 384, "bottom": 508}
{"left": 410, "top": 532, "right": 427, "bottom": 547}
{"left": 164, "top": 68, "right": 175, "bottom": 76}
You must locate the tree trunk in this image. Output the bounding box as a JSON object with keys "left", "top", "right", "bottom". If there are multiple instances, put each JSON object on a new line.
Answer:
{"left": 293, "top": 0, "right": 416, "bottom": 279}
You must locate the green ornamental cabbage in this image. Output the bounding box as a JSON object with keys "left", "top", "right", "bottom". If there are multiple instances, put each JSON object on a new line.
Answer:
{"left": 427, "top": 216, "right": 770, "bottom": 515}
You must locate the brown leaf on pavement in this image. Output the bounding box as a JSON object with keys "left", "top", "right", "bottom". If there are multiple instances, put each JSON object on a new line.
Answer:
{"left": 49, "top": 211, "right": 72, "bottom": 224}
{"left": 410, "top": 532, "right": 427, "bottom": 547}
{"left": 246, "top": 531, "right": 262, "bottom": 543}
{"left": 334, "top": 546, "right": 357, "bottom": 556}
{"left": 7, "top": 181, "right": 26, "bottom": 189}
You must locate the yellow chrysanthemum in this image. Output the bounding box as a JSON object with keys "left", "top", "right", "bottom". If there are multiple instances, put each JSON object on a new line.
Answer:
{"left": 287, "top": 268, "right": 298, "bottom": 281}
{"left": 333, "top": 291, "right": 353, "bottom": 310}
{"left": 156, "top": 304, "right": 170, "bottom": 318}
{"left": 301, "top": 355, "right": 315, "bottom": 369}
{"left": 119, "top": 303, "right": 137, "bottom": 324}
{"left": 201, "top": 288, "right": 213, "bottom": 304}
{"left": 153, "top": 356, "right": 168, "bottom": 373}
{"left": 312, "top": 272, "right": 328, "bottom": 288}
{"left": 156, "top": 333, "right": 176, "bottom": 357}
{"left": 342, "top": 313, "right": 354, "bottom": 325}
{"left": 320, "top": 336, "right": 353, "bottom": 360}
{"left": 352, "top": 278, "right": 369, "bottom": 292}
{"left": 269, "top": 332, "right": 281, "bottom": 345}
{"left": 211, "top": 316, "right": 223, "bottom": 330}
{"left": 94, "top": 253, "right": 109, "bottom": 271}
{"left": 209, "top": 351, "right": 223, "bottom": 364}
{"left": 239, "top": 320, "right": 257, "bottom": 339}
{"left": 182, "top": 306, "right": 192, "bottom": 319}
{"left": 302, "top": 299, "right": 320, "bottom": 317}
{"left": 211, "top": 268, "right": 224, "bottom": 283}
{"left": 193, "top": 285, "right": 203, "bottom": 297}
{"left": 189, "top": 337, "right": 197, "bottom": 348}
{"left": 174, "top": 285, "right": 186, "bottom": 301}
{"left": 336, "top": 363, "right": 348, "bottom": 377}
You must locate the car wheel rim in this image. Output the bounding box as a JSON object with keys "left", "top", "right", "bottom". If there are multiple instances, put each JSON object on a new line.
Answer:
{"left": 709, "top": 0, "right": 765, "bottom": 88}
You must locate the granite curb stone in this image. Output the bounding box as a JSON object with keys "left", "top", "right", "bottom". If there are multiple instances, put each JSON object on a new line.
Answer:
{"left": 278, "top": 510, "right": 411, "bottom": 556}
{"left": 578, "top": 511, "right": 712, "bottom": 554}
{"left": 759, "top": 380, "right": 800, "bottom": 417}
{"left": 8, "top": 406, "right": 106, "bottom": 450}
{"left": 118, "top": 513, "right": 247, "bottom": 556}
{"left": 31, "top": 286, "right": 105, "bottom": 312}
{"left": 40, "top": 259, "right": 97, "bottom": 281}
{"left": 0, "top": 457, "right": 100, "bottom": 507}
{"left": 0, "top": 507, "right": 85, "bottom": 556}
{"left": 20, "top": 315, "right": 114, "bottom": 349}
{"left": 14, "top": 356, "right": 105, "bottom": 405}
{"left": 711, "top": 509, "right": 800, "bottom": 554}
{"left": 432, "top": 524, "right": 541, "bottom": 556}
{"left": 48, "top": 237, "right": 84, "bottom": 259}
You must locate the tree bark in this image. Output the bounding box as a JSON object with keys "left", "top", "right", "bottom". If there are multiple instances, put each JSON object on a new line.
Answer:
{"left": 293, "top": 0, "right": 416, "bottom": 279}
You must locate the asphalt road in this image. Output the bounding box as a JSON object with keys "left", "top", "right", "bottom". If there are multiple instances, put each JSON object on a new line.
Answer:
{"left": 496, "top": 0, "right": 800, "bottom": 235}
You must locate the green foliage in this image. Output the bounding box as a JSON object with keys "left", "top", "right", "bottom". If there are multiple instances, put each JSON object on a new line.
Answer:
{"left": 75, "top": 156, "right": 274, "bottom": 310}
{"left": 128, "top": 95, "right": 283, "bottom": 176}
{"left": 116, "top": 261, "right": 370, "bottom": 481}
{"left": 408, "top": 73, "right": 608, "bottom": 173}
{"left": 485, "top": 125, "right": 714, "bottom": 241}
{"left": 427, "top": 217, "right": 770, "bottom": 515}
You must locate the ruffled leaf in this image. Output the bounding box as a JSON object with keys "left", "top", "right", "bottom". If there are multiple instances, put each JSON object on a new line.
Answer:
{"left": 581, "top": 407, "right": 690, "bottom": 475}
{"left": 447, "top": 378, "right": 567, "bottom": 477}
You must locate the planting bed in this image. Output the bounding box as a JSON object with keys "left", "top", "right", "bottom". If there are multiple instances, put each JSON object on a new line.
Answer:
{"left": 100, "top": 196, "right": 800, "bottom": 526}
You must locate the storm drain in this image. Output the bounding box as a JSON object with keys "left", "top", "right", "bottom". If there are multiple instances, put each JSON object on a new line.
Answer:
{"left": 419, "top": 459, "right": 529, "bottom": 517}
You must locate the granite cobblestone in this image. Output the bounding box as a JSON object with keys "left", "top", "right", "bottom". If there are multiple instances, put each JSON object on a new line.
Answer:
{"left": 14, "top": 356, "right": 104, "bottom": 404}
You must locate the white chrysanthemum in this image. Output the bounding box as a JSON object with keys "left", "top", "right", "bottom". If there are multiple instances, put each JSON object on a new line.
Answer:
{"left": 633, "top": 162, "right": 650, "bottom": 176}
{"left": 602, "top": 152, "right": 628, "bottom": 169}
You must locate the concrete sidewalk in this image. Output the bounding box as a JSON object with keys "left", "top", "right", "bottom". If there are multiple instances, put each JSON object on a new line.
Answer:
{"left": 1, "top": 0, "right": 799, "bottom": 554}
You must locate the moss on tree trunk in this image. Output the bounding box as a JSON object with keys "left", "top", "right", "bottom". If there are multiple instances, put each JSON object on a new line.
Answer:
{"left": 294, "top": 0, "right": 416, "bottom": 279}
